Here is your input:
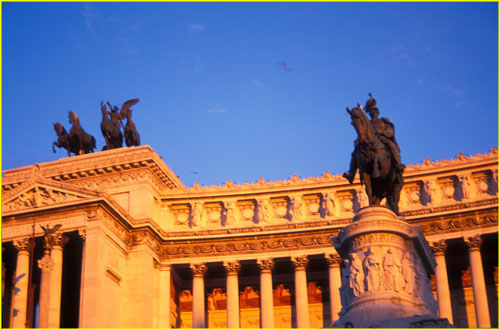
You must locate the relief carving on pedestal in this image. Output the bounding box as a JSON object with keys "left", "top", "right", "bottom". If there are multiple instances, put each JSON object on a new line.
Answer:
{"left": 339, "top": 245, "right": 438, "bottom": 311}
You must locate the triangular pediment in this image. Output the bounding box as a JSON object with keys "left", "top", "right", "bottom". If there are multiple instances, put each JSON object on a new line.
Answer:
{"left": 2, "top": 178, "right": 100, "bottom": 213}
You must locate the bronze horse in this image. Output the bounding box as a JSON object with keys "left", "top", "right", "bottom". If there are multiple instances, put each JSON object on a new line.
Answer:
{"left": 68, "top": 111, "right": 96, "bottom": 155}
{"left": 100, "top": 101, "right": 123, "bottom": 150}
{"left": 346, "top": 105, "right": 403, "bottom": 214}
{"left": 52, "top": 122, "right": 79, "bottom": 156}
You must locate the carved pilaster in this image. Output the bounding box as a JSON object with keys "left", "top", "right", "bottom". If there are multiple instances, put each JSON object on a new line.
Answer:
{"left": 325, "top": 253, "right": 342, "bottom": 266}
{"left": 257, "top": 258, "right": 275, "bottom": 272}
{"left": 465, "top": 235, "right": 482, "bottom": 251}
{"left": 430, "top": 239, "right": 447, "bottom": 256}
{"left": 291, "top": 255, "right": 309, "bottom": 270}
{"left": 223, "top": 260, "right": 241, "bottom": 274}
{"left": 190, "top": 262, "right": 207, "bottom": 276}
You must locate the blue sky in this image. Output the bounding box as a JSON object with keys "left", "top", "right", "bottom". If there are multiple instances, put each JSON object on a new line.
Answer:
{"left": 2, "top": 2, "right": 498, "bottom": 187}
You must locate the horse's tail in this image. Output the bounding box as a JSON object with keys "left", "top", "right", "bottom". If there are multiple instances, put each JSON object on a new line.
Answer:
{"left": 91, "top": 136, "right": 96, "bottom": 152}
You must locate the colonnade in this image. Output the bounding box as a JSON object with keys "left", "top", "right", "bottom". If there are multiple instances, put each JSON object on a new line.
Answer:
{"left": 431, "top": 235, "right": 492, "bottom": 328}
{"left": 5, "top": 233, "right": 495, "bottom": 328}
{"left": 184, "top": 253, "right": 343, "bottom": 328}
{"left": 9, "top": 233, "right": 69, "bottom": 328}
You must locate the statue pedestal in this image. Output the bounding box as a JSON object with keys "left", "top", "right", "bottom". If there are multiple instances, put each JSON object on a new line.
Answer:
{"left": 331, "top": 207, "right": 452, "bottom": 328}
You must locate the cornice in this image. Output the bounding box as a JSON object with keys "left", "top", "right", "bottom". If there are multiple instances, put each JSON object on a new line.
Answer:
{"left": 2, "top": 145, "right": 186, "bottom": 192}
{"left": 162, "top": 148, "right": 498, "bottom": 198}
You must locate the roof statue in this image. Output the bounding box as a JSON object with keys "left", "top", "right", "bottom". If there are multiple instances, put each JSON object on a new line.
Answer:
{"left": 101, "top": 101, "right": 123, "bottom": 150}
{"left": 68, "top": 111, "right": 96, "bottom": 155}
{"left": 343, "top": 93, "right": 405, "bottom": 215}
{"left": 52, "top": 98, "right": 141, "bottom": 156}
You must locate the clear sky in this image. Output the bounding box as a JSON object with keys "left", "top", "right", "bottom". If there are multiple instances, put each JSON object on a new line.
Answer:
{"left": 2, "top": 2, "right": 498, "bottom": 188}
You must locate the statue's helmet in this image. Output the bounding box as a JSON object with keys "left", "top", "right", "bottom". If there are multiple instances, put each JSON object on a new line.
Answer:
{"left": 365, "top": 92, "right": 378, "bottom": 113}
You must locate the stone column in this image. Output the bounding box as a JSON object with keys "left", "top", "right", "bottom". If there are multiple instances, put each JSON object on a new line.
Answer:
{"left": 325, "top": 253, "right": 342, "bottom": 324}
{"left": 48, "top": 233, "right": 68, "bottom": 328}
{"left": 257, "top": 258, "right": 275, "bottom": 328}
{"left": 465, "top": 235, "right": 491, "bottom": 328}
{"left": 431, "top": 240, "right": 453, "bottom": 324}
{"left": 11, "top": 238, "right": 32, "bottom": 328}
{"left": 37, "top": 250, "right": 55, "bottom": 328}
{"left": 291, "top": 255, "right": 310, "bottom": 328}
{"left": 223, "top": 260, "right": 241, "bottom": 328}
{"left": 159, "top": 264, "right": 172, "bottom": 328}
{"left": 190, "top": 262, "right": 207, "bottom": 328}
{"left": 78, "top": 229, "right": 86, "bottom": 328}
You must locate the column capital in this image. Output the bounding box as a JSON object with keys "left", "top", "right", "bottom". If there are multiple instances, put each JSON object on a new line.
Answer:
{"left": 78, "top": 229, "right": 87, "bottom": 241}
{"left": 190, "top": 262, "right": 207, "bottom": 276}
{"left": 37, "top": 253, "right": 55, "bottom": 272}
{"left": 291, "top": 255, "right": 309, "bottom": 270}
{"left": 465, "top": 235, "right": 482, "bottom": 251}
{"left": 257, "top": 258, "right": 275, "bottom": 272}
{"left": 52, "top": 232, "right": 69, "bottom": 248}
{"left": 223, "top": 260, "right": 241, "bottom": 274}
{"left": 13, "top": 237, "right": 32, "bottom": 252}
{"left": 430, "top": 239, "right": 448, "bottom": 255}
{"left": 325, "top": 253, "right": 342, "bottom": 266}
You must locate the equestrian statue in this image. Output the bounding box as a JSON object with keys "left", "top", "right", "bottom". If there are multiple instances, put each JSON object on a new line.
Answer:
{"left": 343, "top": 93, "right": 405, "bottom": 215}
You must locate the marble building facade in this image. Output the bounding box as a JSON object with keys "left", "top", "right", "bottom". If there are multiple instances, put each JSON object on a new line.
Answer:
{"left": 1, "top": 145, "right": 498, "bottom": 328}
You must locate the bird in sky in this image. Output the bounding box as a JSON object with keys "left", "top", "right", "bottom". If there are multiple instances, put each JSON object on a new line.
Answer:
{"left": 278, "top": 61, "right": 293, "bottom": 72}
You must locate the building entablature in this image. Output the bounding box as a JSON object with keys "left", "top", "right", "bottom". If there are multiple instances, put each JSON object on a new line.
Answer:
{"left": 2, "top": 146, "right": 497, "bottom": 263}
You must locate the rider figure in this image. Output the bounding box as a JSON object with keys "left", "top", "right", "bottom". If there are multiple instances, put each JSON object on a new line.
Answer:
{"left": 107, "top": 102, "right": 123, "bottom": 130}
{"left": 343, "top": 93, "right": 405, "bottom": 183}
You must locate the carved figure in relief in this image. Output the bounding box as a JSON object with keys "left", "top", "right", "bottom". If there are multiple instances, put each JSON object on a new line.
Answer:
{"left": 343, "top": 94, "right": 404, "bottom": 215}
{"left": 383, "top": 248, "right": 403, "bottom": 291}
{"left": 290, "top": 197, "right": 303, "bottom": 220}
{"left": 340, "top": 259, "right": 351, "bottom": 305}
{"left": 190, "top": 202, "right": 202, "bottom": 227}
{"left": 223, "top": 201, "right": 236, "bottom": 226}
{"left": 257, "top": 200, "right": 271, "bottom": 223}
{"left": 324, "top": 193, "right": 336, "bottom": 217}
{"left": 401, "top": 252, "right": 416, "bottom": 295}
{"left": 363, "top": 247, "right": 382, "bottom": 292}
{"left": 348, "top": 253, "right": 364, "bottom": 296}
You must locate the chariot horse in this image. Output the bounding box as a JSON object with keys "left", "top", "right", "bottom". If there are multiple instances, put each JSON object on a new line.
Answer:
{"left": 346, "top": 105, "right": 403, "bottom": 214}
{"left": 68, "top": 111, "right": 96, "bottom": 155}
{"left": 52, "top": 122, "right": 79, "bottom": 156}
{"left": 100, "top": 101, "right": 123, "bottom": 150}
